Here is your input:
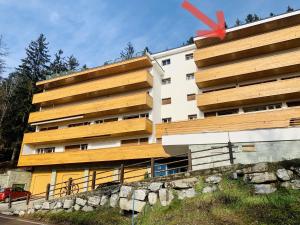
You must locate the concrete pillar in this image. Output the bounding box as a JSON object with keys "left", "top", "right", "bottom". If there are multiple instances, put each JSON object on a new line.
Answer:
{"left": 49, "top": 169, "right": 57, "bottom": 197}
{"left": 83, "top": 169, "right": 89, "bottom": 192}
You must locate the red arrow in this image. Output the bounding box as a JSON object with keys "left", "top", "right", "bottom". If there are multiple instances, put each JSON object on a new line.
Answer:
{"left": 182, "top": 0, "right": 226, "bottom": 40}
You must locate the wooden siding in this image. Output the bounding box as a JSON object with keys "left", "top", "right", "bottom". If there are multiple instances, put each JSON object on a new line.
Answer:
{"left": 198, "top": 77, "right": 300, "bottom": 111}
{"left": 33, "top": 69, "right": 153, "bottom": 106}
{"left": 196, "top": 48, "right": 300, "bottom": 88}
{"left": 23, "top": 118, "right": 153, "bottom": 145}
{"left": 18, "top": 144, "right": 169, "bottom": 166}
{"left": 29, "top": 92, "right": 153, "bottom": 124}
{"left": 195, "top": 24, "right": 300, "bottom": 67}
{"left": 36, "top": 55, "right": 152, "bottom": 89}
{"left": 156, "top": 108, "right": 300, "bottom": 138}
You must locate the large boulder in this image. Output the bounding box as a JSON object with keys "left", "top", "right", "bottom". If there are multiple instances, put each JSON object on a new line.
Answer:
{"left": 254, "top": 184, "right": 277, "bottom": 194}
{"left": 202, "top": 185, "right": 217, "bottom": 194}
{"left": 159, "top": 189, "right": 174, "bottom": 206}
{"left": 148, "top": 182, "right": 163, "bottom": 192}
{"left": 119, "top": 186, "right": 133, "bottom": 198}
{"left": 133, "top": 189, "right": 148, "bottom": 201}
{"left": 119, "top": 198, "right": 146, "bottom": 213}
{"left": 291, "top": 180, "right": 300, "bottom": 190}
{"left": 88, "top": 196, "right": 101, "bottom": 206}
{"left": 243, "top": 163, "right": 268, "bottom": 174}
{"left": 205, "top": 175, "right": 222, "bottom": 184}
{"left": 166, "top": 177, "right": 198, "bottom": 189}
{"left": 290, "top": 167, "right": 300, "bottom": 176}
{"left": 18, "top": 211, "right": 25, "bottom": 217}
{"left": 110, "top": 193, "right": 119, "bottom": 208}
{"left": 148, "top": 192, "right": 158, "bottom": 205}
{"left": 82, "top": 205, "right": 94, "bottom": 212}
{"left": 42, "top": 202, "right": 51, "bottom": 210}
{"left": 177, "top": 188, "right": 196, "bottom": 200}
{"left": 100, "top": 195, "right": 109, "bottom": 206}
{"left": 63, "top": 199, "right": 75, "bottom": 209}
{"left": 73, "top": 204, "right": 81, "bottom": 211}
{"left": 53, "top": 201, "right": 63, "bottom": 209}
{"left": 33, "top": 203, "right": 42, "bottom": 210}
{"left": 276, "top": 169, "right": 293, "bottom": 181}
{"left": 249, "top": 172, "right": 277, "bottom": 184}
{"left": 76, "top": 197, "right": 87, "bottom": 207}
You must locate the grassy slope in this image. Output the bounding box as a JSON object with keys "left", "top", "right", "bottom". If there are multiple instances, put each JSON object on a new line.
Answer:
{"left": 27, "top": 178, "right": 300, "bottom": 225}
{"left": 137, "top": 178, "right": 300, "bottom": 225}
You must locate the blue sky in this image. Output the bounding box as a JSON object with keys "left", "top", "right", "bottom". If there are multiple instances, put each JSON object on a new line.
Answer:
{"left": 0, "top": 0, "right": 300, "bottom": 76}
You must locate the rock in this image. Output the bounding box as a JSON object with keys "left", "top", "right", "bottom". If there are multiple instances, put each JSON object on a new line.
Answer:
{"left": 177, "top": 188, "right": 196, "bottom": 200}
{"left": 53, "top": 201, "right": 63, "bottom": 209}
{"left": 148, "top": 182, "right": 163, "bottom": 192}
{"left": 34, "top": 204, "right": 42, "bottom": 210}
{"left": 229, "top": 172, "right": 238, "bottom": 180}
{"left": 166, "top": 177, "right": 198, "bottom": 189}
{"left": 119, "top": 186, "right": 133, "bottom": 198}
{"left": 159, "top": 189, "right": 174, "bottom": 206}
{"left": 73, "top": 204, "right": 81, "bottom": 211}
{"left": 281, "top": 181, "right": 292, "bottom": 189}
{"left": 250, "top": 172, "right": 277, "bottom": 184}
{"left": 88, "top": 196, "right": 101, "bottom": 206}
{"left": 27, "top": 209, "right": 35, "bottom": 215}
{"left": 13, "top": 210, "right": 20, "bottom": 215}
{"left": 19, "top": 211, "right": 25, "bottom": 217}
{"left": 205, "top": 175, "right": 222, "bottom": 184}
{"left": 1, "top": 212, "right": 14, "bottom": 216}
{"left": 243, "top": 163, "right": 268, "bottom": 174}
{"left": 133, "top": 189, "right": 148, "bottom": 201}
{"left": 254, "top": 184, "right": 277, "bottom": 194}
{"left": 42, "top": 201, "right": 50, "bottom": 210}
{"left": 291, "top": 180, "right": 300, "bottom": 190}
{"left": 202, "top": 185, "right": 217, "bottom": 193}
{"left": 76, "top": 197, "right": 87, "bottom": 206}
{"left": 148, "top": 192, "right": 158, "bottom": 205}
{"left": 66, "top": 208, "right": 74, "bottom": 213}
{"left": 63, "top": 199, "right": 74, "bottom": 209}
{"left": 119, "top": 198, "right": 146, "bottom": 212}
{"left": 100, "top": 195, "right": 109, "bottom": 206}
{"left": 82, "top": 205, "right": 94, "bottom": 212}
{"left": 276, "top": 169, "right": 293, "bottom": 181}
{"left": 110, "top": 193, "right": 119, "bottom": 208}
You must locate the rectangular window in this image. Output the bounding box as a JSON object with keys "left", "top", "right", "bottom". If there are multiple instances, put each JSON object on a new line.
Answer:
{"left": 123, "top": 114, "right": 139, "bottom": 120}
{"left": 162, "top": 78, "right": 171, "bottom": 85}
{"left": 36, "top": 147, "right": 55, "bottom": 154}
{"left": 40, "top": 126, "right": 59, "bottom": 131}
{"left": 243, "top": 103, "right": 281, "bottom": 113}
{"left": 68, "top": 122, "right": 90, "bottom": 127}
{"left": 287, "top": 100, "right": 300, "bottom": 108}
{"left": 140, "top": 113, "right": 149, "bottom": 118}
{"left": 204, "top": 111, "right": 217, "bottom": 117}
{"left": 188, "top": 114, "right": 197, "bottom": 120}
{"left": 185, "top": 53, "right": 193, "bottom": 60}
{"left": 95, "top": 120, "right": 104, "bottom": 124}
{"left": 162, "top": 98, "right": 171, "bottom": 105}
{"left": 65, "top": 144, "right": 88, "bottom": 151}
{"left": 121, "top": 139, "right": 139, "bottom": 146}
{"left": 139, "top": 138, "right": 149, "bottom": 144}
{"left": 162, "top": 117, "right": 172, "bottom": 123}
{"left": 241, "top": 144, "right": 256, "bottom": 152}
{"left": 103, "top": 117, "right": 118, "bottom": 122}
{"left": 217, "top": 108, "right": 239, "bottom": 116}
{"left": 186, "top": 73, "right": 194, "bottom": 80}
{"left": 162, "top": 59, "right": 171, "bottom": 66}
{"left": 187, "top": 94, "right": 196, "bottom": 101}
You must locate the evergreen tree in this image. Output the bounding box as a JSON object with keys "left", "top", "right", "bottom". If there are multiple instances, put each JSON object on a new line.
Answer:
{"left": 186, "top": 37, "right": 194, "bottom": 45}
{"left": 120, "top": 42, "right": 135, "bottom": 60}
{"left": 270, "top": 12, "right": 275, "bottom": 17}
{"left": 67, "top": 55, "right": 79, "bottom": 71}
{"left": 235, "top": 19, "right": 242, "bottom": 26}
{"left": 50, "top": 49, "right": 68, "bottom": 75}
{"left": 287, "top": 6, "right": 294, "bottom": 12}
{"left": 245, "top": 14, "right": 260, "bottom": 23}
{"left": 142, "top": 47, "right": 151, "bottom": 55}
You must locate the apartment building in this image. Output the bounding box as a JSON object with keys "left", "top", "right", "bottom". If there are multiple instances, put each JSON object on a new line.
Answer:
{"left": 18, "top": 10, "right": 300, "bottom": 194}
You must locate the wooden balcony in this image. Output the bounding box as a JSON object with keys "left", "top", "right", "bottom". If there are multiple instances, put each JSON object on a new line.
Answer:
{"left": 196, "top": 48, "right": 300, "bottom": 88}
{"left": 156, "top": 108, "right": 300, "bottom": 138}
{"left": 36, "top": 55, "right": 152, "bottom": 90}
{"left": 17, "top": 144, "right": 169, "bottom": 167}
{"left": 33, "top": 69, "right": 153, "bottom": 106}
{"left": 29, "top": 92, "right": 152, "bottom": 124}
{"left": 23, "top": 118, "right": 152, "bottom": 145}
{"left": 194, "top": 24, "right": 300, "bottom": 67}
{"left": 197, "top": 77, "right": 300, "bottom": 111}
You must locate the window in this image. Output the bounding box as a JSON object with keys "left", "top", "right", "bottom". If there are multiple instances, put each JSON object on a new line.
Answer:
{"left": 95, "top": 120, "right": 104, "bottom": 124}
{"left": 68, "top": 122, "right": 90, "bottom": 127}
{"left": 162, "top": 59, "right": 171, "bottom": 66}
{"left": 243, "top": 103, "right": 282, "bottom": 113}
{"left": 40, "top": 126, "right": 58, "bottom": 131}
{"left": 123, "top": 114, "right": 139, "bottom": 120}
{"left": 156, "top": 138, "right": 162, "bottom": 143}
{"left": 241, "top": 144, "right": 256, "bottom": 152}
{"left": 140, "top": 113, "right": 149, "bottom": 118}
{"left": 140, "top": 138, "right": 149, "bottom": 144}
{"left": 65, "top": 144, "right": 88, "bottom": 151}
{"left": 185, "top": 53, "right": 193, "bottom": 60}
{"left": 217, "top": 108, "right": 239, "bottom": 116}
{"left": 187, "top": 94, "right": 196, "bottom": 101}
{"left": 162, "top": 118, "right": 172, "bottom": 123}
{"left": 186, "top": 73, "right": 194, "bottom": 80}
{"left": 287, "top": 100, "right": 300, "bottom": 108}
{"left": 103, "top": 117, "right": 118, "bottom": 122}
{"left": 162, "top": 98, "right": 171, "bottom": 105}
{"left": 188, "top": 114, "right": 197, "bottom": 120}
{"left": 121, "top": 138, "right": 148, "bottom": 146}
{"left": 162, "top": 78, "right": 171, "bottom": 85}
{"left": 12, "top": 184, "right": 25, "bottom": 190}
{"left": 36, "top": 147, "right": 55, "bottom": 154}
{"left": 204, "top": 111, "right": 217, "bottom": 117}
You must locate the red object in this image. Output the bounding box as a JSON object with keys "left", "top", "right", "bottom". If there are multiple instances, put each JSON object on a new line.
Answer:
{"left": 182, "top": 0, "right": 226, "bottom": 40}
{"left": 0, "top": 187, "right": 31, "bottom": 202}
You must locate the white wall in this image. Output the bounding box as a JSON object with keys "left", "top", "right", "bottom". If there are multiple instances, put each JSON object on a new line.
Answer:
{"left": 152, "top": 45, "right": 200, "bottom": 122}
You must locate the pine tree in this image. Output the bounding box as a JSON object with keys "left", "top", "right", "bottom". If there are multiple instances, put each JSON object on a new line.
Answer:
{"left": 235, "top": 19, "right": 242, "bottom": 26}
{"left": 186, "top": 37, "right": 194, "bottom": 45}
{"left": 245, "top": 14, "right": 260, "bottom": 23}
{"left": 67, "top": 55, "right": 79, "bottom": 71}
{"left": 120, "top": 42, "right": 135, "bottom": 60}
{"left": 270, "top": 12, "right": 275, "bottom": 17}
{"left": 142, "top": 47, "right": 151, "bottom": 55}
{"left": 50, "top": 49, "right": 68, "bottom": 75}
{"left": 287, "top": 6, "right": 294, "bottom": 12}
